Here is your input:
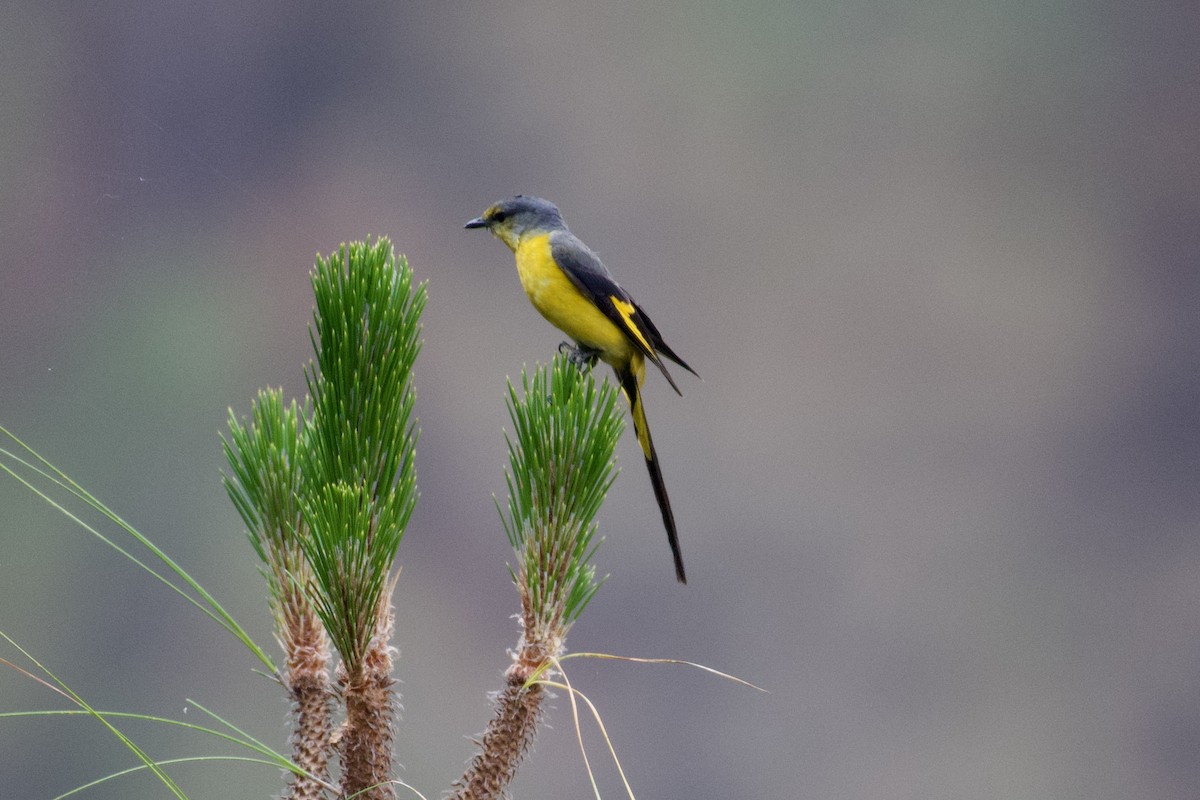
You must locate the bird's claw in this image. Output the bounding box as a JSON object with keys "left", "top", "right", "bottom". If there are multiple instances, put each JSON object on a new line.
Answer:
{"left": 558, "top": 341, "right": 600, "bottom": 370}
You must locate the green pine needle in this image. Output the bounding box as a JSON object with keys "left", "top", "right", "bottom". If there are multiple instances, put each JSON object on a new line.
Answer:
{"left": 501, "top": 356, "right": 624, "bottom": 633}
{"left": 299, "top": 238, "right": 426, "bottom": 677}
{"left": 221, "top": 389, "right": 306, "bottom": 616}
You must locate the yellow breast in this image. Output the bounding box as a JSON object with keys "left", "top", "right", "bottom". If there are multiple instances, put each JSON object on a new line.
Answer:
{"left": 513, "top": 233, "right": 635, "bottom": 366}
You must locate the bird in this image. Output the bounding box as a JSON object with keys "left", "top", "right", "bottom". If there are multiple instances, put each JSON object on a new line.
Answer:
{"left": 466, "top": 195, "right": 697, "bottom": 583}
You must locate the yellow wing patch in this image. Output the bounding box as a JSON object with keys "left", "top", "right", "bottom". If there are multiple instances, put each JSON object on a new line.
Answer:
{"left": 514, "top": 235, "right": 635, "bottom": 363}
{"left": 610, "top": 297, "right": 653, "bottom": 354}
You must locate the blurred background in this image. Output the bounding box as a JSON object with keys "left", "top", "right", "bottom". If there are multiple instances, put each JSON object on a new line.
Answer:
{"left": 1, "top": 2, "right": 1197, "bottom": 798}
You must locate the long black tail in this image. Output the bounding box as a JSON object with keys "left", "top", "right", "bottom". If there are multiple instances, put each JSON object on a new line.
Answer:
{"left": 618, "top": 367, "right": 686, "bottom": 583}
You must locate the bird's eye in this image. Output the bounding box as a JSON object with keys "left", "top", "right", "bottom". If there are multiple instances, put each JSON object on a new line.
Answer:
{"left": 491, "top": 210, "right": 507, "bottom": 223}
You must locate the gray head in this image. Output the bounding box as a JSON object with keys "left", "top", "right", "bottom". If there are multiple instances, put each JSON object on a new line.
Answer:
{"left": 464, "top": 195, "right": 567, "bottom": 249}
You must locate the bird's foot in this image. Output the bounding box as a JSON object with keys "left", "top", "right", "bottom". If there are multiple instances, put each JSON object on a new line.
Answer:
{"left": 558, "top": 341, "right": 600, "bottom": 371}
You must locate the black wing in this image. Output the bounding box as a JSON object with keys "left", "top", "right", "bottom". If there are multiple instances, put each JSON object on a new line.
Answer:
{"left": 550, "top": 230, "right": 697, "bottom": 391}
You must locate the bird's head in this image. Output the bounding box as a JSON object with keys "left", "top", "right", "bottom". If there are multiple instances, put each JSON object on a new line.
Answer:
{"left": 465, "top": 195, "right": 565, "bottom": 251}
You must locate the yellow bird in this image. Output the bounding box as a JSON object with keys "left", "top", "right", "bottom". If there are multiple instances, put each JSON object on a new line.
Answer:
{"left": 466, "top": 195, "right": 698, "bottom": 583}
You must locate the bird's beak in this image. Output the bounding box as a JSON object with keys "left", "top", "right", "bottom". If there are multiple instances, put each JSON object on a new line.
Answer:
{"left": 464, "top": 216, "right": 488, "bottom": 229}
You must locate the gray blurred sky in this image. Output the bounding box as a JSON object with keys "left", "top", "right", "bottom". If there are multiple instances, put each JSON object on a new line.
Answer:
{"left": 2, "top": 2, "right": 1198, "bottom": 799}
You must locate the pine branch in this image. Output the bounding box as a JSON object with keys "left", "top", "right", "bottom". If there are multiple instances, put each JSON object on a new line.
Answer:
{"left": 300, "top": 238, "right": 425, "bottom": 800}
{"left": 453, "top": 357, "right": 623, "bottom": 800}
{"left": 223, "top": 238, "right": 424, "bottom": 800}
{"left": 222, "top": 389, "right": 334, "bottom": 798}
